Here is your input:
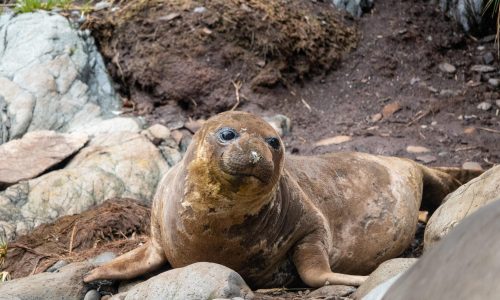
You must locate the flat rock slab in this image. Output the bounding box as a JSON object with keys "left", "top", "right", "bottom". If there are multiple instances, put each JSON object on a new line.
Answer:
{"left": 424, "top": 165, "right": 500, "bottom": 249}
{"left": 0, "top": 131, "right": 88, "bottom": 188}
{"left": 0, "top": 262, "right": 92, "bottom": 300}
{"left": 111, "top": 262, "right": 254, "bottom": 300}
{"left": 384, "top": 200, "right": 500, "bottom": 300}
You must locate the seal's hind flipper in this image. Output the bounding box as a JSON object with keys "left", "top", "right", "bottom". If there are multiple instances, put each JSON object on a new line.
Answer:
{"left": 419, "top": 166, "right": 483, "bottom": 212}
{"left": 83, "top": 240, "right": 167, "bottom": 282}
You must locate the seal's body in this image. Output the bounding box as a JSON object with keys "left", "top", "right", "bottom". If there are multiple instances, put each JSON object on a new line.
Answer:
{"left": 84, "top": 111, "right": 480, "bottom": 288}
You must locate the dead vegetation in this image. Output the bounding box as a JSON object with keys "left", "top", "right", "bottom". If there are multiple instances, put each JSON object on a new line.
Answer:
{"left": 2, "top": 198, "right": 150, "bottom": 279}
{"left": 85, "top": 0, "right": 358, "bottom": 114}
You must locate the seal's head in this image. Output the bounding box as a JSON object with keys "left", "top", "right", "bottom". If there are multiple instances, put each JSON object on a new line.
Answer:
{"left": 184, "top": 111, "right": 284, "bottom": 214}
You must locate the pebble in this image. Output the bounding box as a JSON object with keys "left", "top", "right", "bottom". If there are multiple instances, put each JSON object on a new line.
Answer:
{"left": 439, "top": 89, "right": 459, "bottom": 97}
{"left": 470, "top": 65, "right": 496, "bottom": 73}
{"left": 94, "top": 1, "right": 111, "bottom": 11}
{"left": 89, "top": 252, "right": 116, "bottom": 266}
{"left": 263, "top": 114, "right": 292, "bottom": 137}
{"left": 193, "top": 6, "right": 206, "bottom": 13}
{"left": 488, "top": 78, "right": 499, "bottom": 87}
{"left": 483, "top": 52, "right": 495, "bottom": 65}
{"left": 406, "top": 145, "right": 431, "bottom": 153}
{"left": 314, "top": 135, "right": 352, "bottom": 147}
{"left": 410, "top": 77, "right": 420, "bottom": 85}
{"left": 496, "top": 100, "right": 500, "bottom": 108}
{"left": 371, "top": 113, "right": 383, "bottom": 122}
{"left": 438, "top": 62, "right": 456, "bottom": 74}
{"left": 142, "top": 124, "right": 170, "bottom": 145}
{"left": 84, "top": 290, "right": 101, "bottom": 300}
{"left": 416, "top": 155, "right": 437, "bottom": 164}
{"left": 46, "top": 260, "right": 68, "bottom": 273}
{"left": 462, "top": 162, "right": 483, "bottom": 171}
{"left": 477, "top": 102, "right": 492, "bottom": 111}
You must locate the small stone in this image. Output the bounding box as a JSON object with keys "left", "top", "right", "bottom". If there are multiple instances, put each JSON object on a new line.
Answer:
{"left": 158, "top": 13, "right": 181, "bottom": 21}
{"left": 488, "top": 78, "right": 499, "bottom": 87}
{"left": 464, "top": 127, "right": 476, "bottom": 134}
{"left": 406, "top": 145, "right": 431, "bottom": 153}
{"left": 382, "top": 102, "right": 402, "bottom": 118}
{"left": 438, "top": 62, "right": 456, "bottom": 74}
{"left": 431, "top": 121, "right": 437, "bottom": 126}
{"left": 496, "top": 100, "right": 500, "bottom": 108}
{"left": 184, "top": 119, "right": 205, "bottom": 134}
{"left": 477, "top": 45, "right": 486, "bottom": 51}
{"left": 193, "top": 6, "right": 206, "bottom": 13}
{"left": 309, "top": 285, "right": 355, "bottom": 298}
{"left": 427, "top": 86, "right": 438, "bottom": 93}
{"left": 470, "top": 65, "right": 496, "bottom": 73}
{"left": 94, "top": 1, "right": 111, "bottom": 11}
{"left": 410, "top": 77, "right": 420, "bottom": 85}
{"left": 416, "top": 155, "right": 437, "bottom": 164}
{"left": 90, "top": 252, "right": 116, "bottom": 266}
{"left": 171, "top": 130, "right": 183, "bottom": 145}
{"left": 314, "top": 136, "right": 352, "bottom": 147}
{"left": 142, "top": 124, "right": 170, "bottom": 145}
{"left": 483, "top": 52, "right": 495, "bottom": 65}
{"left": 84, "top": 289, "right": 101, "bottom": 300}
{"left": 462, "top": 162, "right": 483, "bottom": 171}
{"left": 46, "top": 260, "right": 68, "bottom": 273}
{"left": 371, "top": 113, "right": 383, "bottom": 122}
{"left": 477, "top": 102, "right": 492, "bottom": 111}
{"left": 263, "top": 114, "right": 292, "bottom": 137}
{"left": 438, "top": 151, "right": 448, "bottom": 157}
{"left": 160, "top": 146, "right": 182, "bottom": 167}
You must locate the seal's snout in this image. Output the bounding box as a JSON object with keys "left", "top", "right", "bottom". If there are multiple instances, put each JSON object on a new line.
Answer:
{"left": 250, "top": 151, "right": 261, "bottom": 165}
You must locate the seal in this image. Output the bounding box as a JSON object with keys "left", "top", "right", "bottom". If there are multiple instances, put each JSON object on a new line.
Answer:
{"left": 83, "top": 111, "right": 481, "bottom": 288}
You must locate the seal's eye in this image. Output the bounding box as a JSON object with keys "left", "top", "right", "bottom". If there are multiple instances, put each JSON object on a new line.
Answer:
{"left": 217, "top": 128, "right": 238, "bottom": 143}
{"left": 266, "top": 137, "right": 281, "bottom": 150}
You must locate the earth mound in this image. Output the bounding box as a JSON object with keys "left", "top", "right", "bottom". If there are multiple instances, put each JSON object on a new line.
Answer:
{"left": 85, "top": 0, "right": 358, "bottom": 115}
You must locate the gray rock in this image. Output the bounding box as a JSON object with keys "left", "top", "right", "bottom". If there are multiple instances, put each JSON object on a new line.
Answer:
{"left": 353, "top": 258, "right": 417, "bottom": 300}
{"left": 461, "top": 161, "right": 483, "bottom": 171}
{"left": 496, "top": 99, "right": 500, "bottom": 108}
{"left": 84, "top": 289, "right": 102, "bottom": 300}
{"left": 477, "top": 101, "right": 492, "bottom": 111}
{"left": 384, "top": 200, "right": 500, "bottom": 300}
{"left": 0, "top": 132, "right": 168, "bottom": 238}
{"left": 94, "top": 1, "right": 111, "bottom": 11}
{"left": 488, "top": 78, "right": 499, "bottom": 87}
{"left": 114, "top": 262, "right": 254, "bottom": 300}
{"left": 160, "top": 145, "right": 183, "bottom": 167}
{"left": 90, "top": 251, "right": 117, "bottom": 266}
{"left": 142, "top": 124, "right": 171, "bottom": 145}
{"left": 415, "top": 155, "right": 437, "bottom": 164}
{"left": 424, "top": 165, "right": 500, "bottom": 249}
{"left": 433, "top": 0, "right": 482, "bottom": 32}
{"left": 46, "top": 260, "right": 69, "bottom": 273}
{"left": 0, "top": 131, "right": 88, "bottom": 188}
{"left": 483, "top": 52, "right": 494, "bottom": 65}
{"left": 308, "top": 285, "right": 355, "bottom": 298}
{"left": 470, "top": 64, "right": 496, "bottom": 73}
{"left": 0, "top": 12, "right": 123, "bottom": 144}
{"left": 332, "top": 0, "right": 374, "bottom": 17}
{"left": 0, "top": 262, "right": 92, "bottom": 299}
{"left": 438, "top": 62, "right": 456, "bottom": 74}
{"left": 360, "top": 272, "right": 403, "bottom": 300}
{"left": 263, "top": 114, "right": 292, "bottom": 137}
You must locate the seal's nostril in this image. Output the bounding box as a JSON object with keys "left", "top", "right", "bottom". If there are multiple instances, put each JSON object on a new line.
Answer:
{"left": 250, "top": 151, "right": 261, "bottom": 164}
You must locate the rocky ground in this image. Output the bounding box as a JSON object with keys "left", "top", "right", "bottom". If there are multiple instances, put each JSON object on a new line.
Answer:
{"left": 0, "top": 0, "right": 499, "bottom": 299}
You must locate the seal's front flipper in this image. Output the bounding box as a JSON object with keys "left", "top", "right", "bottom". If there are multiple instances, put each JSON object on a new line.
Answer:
{"left": 292, "top": 241, "right": 367, "bottom": 287}
{"left": 83, "top": 239, "right": 167, "bottom": 283}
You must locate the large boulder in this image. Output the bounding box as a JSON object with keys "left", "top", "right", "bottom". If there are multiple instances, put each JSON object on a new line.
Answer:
{"left": 432, "top": 0, "right": 494, "bottom": 34}
{"left": 383, "top": 200, "right": 500, "bottom": 299}
{"left": 332, "top": 0, "right": 374, "bottom": 17}
{"left": 0, "top": 131, "right": 88, "bottom": 188}
{"left": 424, "top": 165, "right": 500, "bottom": 249}
{"left": 0, "top": 11, "right": 139, "bottom": 144}
{"left": 110, "top": 262, "right": 254, "bottom": 300}
{"left": 0, "top": 132, "right": 168, "bottom": 239}
{"left": 353, "top": 258, "right": 417, "bottom": 299}
{"left": 0, "top": 262, "right": 92, "bottom": 300}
